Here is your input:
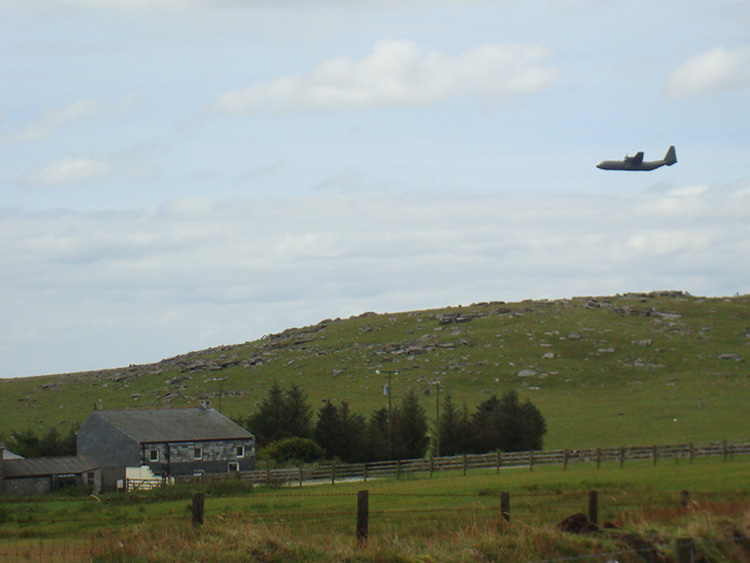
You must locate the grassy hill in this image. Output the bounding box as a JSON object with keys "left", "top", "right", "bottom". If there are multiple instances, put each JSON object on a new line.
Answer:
{"left": 1, "top": 290, "right": 748, "bottom": 450}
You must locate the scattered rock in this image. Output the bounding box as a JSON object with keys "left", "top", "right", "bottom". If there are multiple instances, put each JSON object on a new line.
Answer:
{"left": 435, "top": 312, "right": 485, "bottom": 324}
{"left": 518, "top": 369, "right": 537, "bottom": 377}
{"left": 718, "top": 353, "right": 744, "bottom": 362}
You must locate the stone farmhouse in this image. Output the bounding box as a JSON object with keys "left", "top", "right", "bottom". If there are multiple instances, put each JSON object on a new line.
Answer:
{"left": 77, "top": 401, "right": 255, "bottom": 491}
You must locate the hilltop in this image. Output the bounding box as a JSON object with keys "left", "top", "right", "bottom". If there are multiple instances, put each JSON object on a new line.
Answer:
{"left": 1, "top": 291, "right": 748, "bottom": 449}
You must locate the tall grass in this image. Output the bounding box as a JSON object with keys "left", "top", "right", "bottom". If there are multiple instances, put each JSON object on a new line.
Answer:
{"left": 4, "top": 456, "right": 750, "bottom": 561}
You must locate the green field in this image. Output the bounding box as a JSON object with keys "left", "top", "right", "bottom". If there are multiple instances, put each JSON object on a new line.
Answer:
{"left": 2, "top": 456, "right": 750, "bottom": 561}
{"left": 2, "top": 291, "right": 749, "bottom": 451}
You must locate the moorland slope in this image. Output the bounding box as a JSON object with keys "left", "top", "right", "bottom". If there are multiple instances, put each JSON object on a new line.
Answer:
{"left": 1, "top": 291, "right": 748, "bottom": 449}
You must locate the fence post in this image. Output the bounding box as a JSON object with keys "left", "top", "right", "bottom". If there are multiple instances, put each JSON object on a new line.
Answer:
{"left": 429, "top": 456, "right": 434, "bottom": 479}
{"left": 357, "top": 490, "right": 369, "bottom": 546}
{"left": 619, "top": 446, "right": 625, "bottom": 468}
{"left": 396, "top": 460, "right": 402, "bottom": 480}
{"left": 192, "top": 493, "right": 205, "bottom": 528}
{"left": 676, "top": 537, "right": 694, "bottom": 563}
{"left": 299, "top": 465, "right": 303, "bottom": 488}
{"left": 529, "top": 451, "right": 534, "bottom": 472}
{"left": 363, "top": 463, "right": 368, "bottom": 483}
{"left": 680, "top": 490, "right": 690, "bottom": 509}
{"left": 723, "top": 440, "right": 728, "bottom": 462}
{"left": 496, "top": 451, "right": 502, "bottom": 474}
{"left": 563, "top": 449, "right": 568, "bottom": 471}
{"left": 652, "top": 444, "right": 658, "bottom": 466}
{"left": 689, "top": 442, "right": 694, "bottom": 464}
{"left": 588, "top": 490, "right": 598, "bottom": 526}
{"left": 596, "top": 448, "right": 601, "bottom": 469}
{"left": 331, "top": 463, "right": 336, "bottom": 486}
{"left": 501, "top": 491, "right": 510, "bottom": 522}
{"left": 463, "top": 455, "right": 467, "bottom": 476}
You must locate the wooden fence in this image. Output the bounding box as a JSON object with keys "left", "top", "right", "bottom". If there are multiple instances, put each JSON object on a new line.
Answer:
{"left": 176, "top": 440, "right": 750, "bottom": 488}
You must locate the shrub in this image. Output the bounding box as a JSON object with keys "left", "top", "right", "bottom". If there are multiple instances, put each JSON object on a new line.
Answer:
{"left": 262, "top": 437, "right": 324, "bottom": 464}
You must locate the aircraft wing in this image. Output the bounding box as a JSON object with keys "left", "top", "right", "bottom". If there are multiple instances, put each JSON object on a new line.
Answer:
{"left": 625, "top": 152, "right": 644, "bottom": 165}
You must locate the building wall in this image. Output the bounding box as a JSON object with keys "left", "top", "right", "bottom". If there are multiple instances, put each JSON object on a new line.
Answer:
{"left": 78, "top": 414, "right": 141, "bottom": 467}
{"left": 4, "top": 476, "right": 53, "bottom": 495}
{"left": 2, "top": 471, "right": 100, "bottom": 496}
{"left": 143, "top": 439, "right": 256, "bottom": 477}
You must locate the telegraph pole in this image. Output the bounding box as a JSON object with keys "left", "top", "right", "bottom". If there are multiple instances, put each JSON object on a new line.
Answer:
{"left": 376, "top": 369, "right": 398, "bottom": 460}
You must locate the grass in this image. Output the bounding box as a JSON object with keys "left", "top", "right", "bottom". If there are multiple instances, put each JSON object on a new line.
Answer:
{"left": 3, "top": 456, "right": 750, "bottom": 561}
{"left": 2, "top": 292, "right": 749, "bottom": 451}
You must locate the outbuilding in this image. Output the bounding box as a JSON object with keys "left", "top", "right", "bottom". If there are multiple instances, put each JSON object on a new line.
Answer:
{"left": 1, "top": 454, "right": 101, "bottom": 495}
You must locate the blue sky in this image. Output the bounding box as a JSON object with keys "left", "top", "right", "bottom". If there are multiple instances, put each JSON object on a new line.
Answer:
{"left": 1, "top": 0, "right": 749, "bottom": 378}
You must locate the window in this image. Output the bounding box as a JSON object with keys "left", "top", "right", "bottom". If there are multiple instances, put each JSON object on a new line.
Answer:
{"left": 194, "top": 446, "right": 203, "bottom": 460}
{"left": 236, "top": 445, "right": 245, "bottom": 458}
{"left": 193, "top": 470, "right": 205, "bottom": 477}
{"left": 149, "top": 449, "right": 159, "bottom": 462}
{"left": 228, "top": 462, "right": 239, "bottom": 472}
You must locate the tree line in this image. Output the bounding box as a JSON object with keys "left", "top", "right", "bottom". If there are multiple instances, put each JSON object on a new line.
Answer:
{"left": 233, "top": 383, "right": 546, "bottom": 464}
{"left": 0, "top": 426, "right": 77, "bottom": 458}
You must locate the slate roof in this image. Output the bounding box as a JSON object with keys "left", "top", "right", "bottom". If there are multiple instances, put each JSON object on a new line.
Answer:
{"left": 3, "top": 455, "right": 98, "bottom": 478}
{"left": 0, "top": 444, "right": 24, "bottom": 460}
{"left": 92, "top": 407, "right": 253, "bottom": 443}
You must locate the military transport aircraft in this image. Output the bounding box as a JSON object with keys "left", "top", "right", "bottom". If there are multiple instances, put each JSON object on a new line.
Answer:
{"left": 597, "top": 146, "right": 677, "bottom": 171}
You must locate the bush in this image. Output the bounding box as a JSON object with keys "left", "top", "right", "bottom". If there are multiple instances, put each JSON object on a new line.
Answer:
{"left": 261, "top": 437, "right": 324, "bottom": 464}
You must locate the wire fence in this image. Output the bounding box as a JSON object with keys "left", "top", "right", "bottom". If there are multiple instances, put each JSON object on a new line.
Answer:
{"left": 1, "top": 487, "right": 749, "bottom": 562}
{"left": 2, "top": 441, "right": 750, "bottom": 562}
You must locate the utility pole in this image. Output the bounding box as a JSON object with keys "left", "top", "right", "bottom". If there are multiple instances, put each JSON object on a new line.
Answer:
{"left": 376, "top": 369, "right": 398, "bottom": 460}
{"left": 434, "top": 381, "right": 441, "bottom": 458}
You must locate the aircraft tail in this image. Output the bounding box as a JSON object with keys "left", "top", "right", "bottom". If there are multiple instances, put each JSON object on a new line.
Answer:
{"left": 664, "top": 145, "right": 677, "bottom": 165}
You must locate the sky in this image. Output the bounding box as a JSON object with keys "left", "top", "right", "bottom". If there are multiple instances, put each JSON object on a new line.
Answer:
{"left": 1, "top": 0, "right": 749, "bottom": 379}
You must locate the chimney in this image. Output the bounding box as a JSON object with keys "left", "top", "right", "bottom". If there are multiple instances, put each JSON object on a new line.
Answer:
{"left": 199, "top": 399, "right": 211, "bottom": 409}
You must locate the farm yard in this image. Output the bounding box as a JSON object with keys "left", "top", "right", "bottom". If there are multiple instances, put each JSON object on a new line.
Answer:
{"left": 2, "top": 451, "right": 750, "bottom": 562}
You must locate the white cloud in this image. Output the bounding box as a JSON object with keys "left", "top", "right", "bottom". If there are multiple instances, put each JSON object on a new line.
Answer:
{"left": 23, "top": 156, "right": 112, "bottom": 187}
{"left": 22, "top": 144, "right": 160, "bottom": 187}
{"left": 2, "top": 96, "right": 137, "bottom": 144}
{"left": 664, "top": 46, "right": 750, "bottom": 99}
{"left": 212, "top": 40, "right": 558, "bottom": 114}
{"left": 2, "top": 182, "right": 749, "bottom": 377}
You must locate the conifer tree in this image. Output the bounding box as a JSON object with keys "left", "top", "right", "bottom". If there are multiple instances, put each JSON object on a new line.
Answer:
{"left": 391, "top": 389, "right": 429, "bottom": 460}
{"left": 437, "top": 394, "right": 471, "bottom": 456}
{"left": 314, "top": 400, "right": 342, "bottom": 458}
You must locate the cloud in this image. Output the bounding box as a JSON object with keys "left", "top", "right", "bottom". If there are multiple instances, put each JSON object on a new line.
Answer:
{"left": 2, "top": 182, "right": 749, "bottom": 377}
{"left": 23, "top": 156, "right": 112, "bottom": 187}
{"left": 22, "top": 144, "right": 160, "bottom": 187}
{"left": 212, "top": 40, "right": 558, "bottom": 114}
{"left": 664, "top": 46, "right": 750, "bottom": 99}
{"left": 0, "top": 0, "right": 488, "bottom": 11}
{"left": 2, "top": 96, "right": 137, "bottom": 144}
{"left": 316, "top": 168, "right": 365, "bottom": 191}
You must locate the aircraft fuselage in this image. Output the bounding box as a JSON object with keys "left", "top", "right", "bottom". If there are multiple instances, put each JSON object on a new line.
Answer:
{"left": 597, "top": 145, "right": 677, "bottom": 171}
